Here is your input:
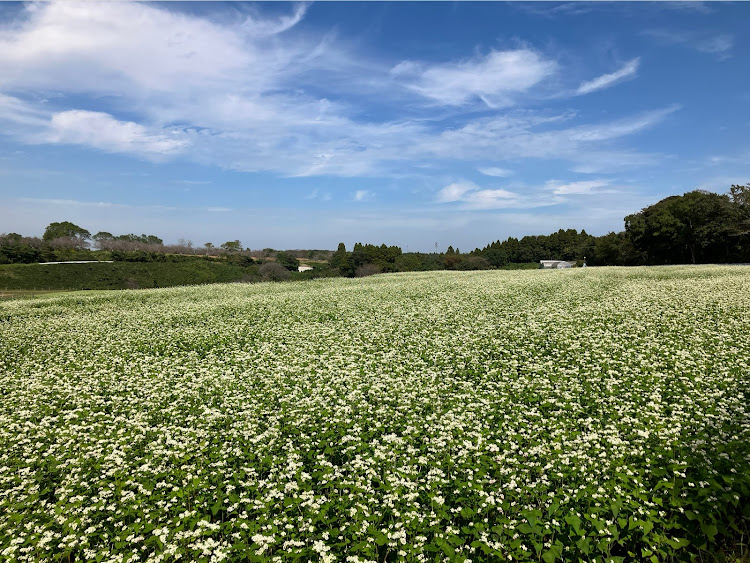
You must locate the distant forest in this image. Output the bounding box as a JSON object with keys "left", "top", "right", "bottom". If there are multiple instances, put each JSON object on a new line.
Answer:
{"left": 2, "top": 184, "right": 748, "bottom": 275}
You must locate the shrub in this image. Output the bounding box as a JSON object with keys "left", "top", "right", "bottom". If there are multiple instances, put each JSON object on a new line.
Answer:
{"left": 355, "top": 263, "right": 381, "bottom": 277}
{"left": 259, "top": 262, "right": 291, "bottom": 282}
{"left": 275, "top": 251, "right": 300, "bottom": 271}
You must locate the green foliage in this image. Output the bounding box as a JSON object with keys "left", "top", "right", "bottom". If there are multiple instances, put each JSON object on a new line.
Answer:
{"left": 0, "top": 261, "right": 254, "bottom": 290}
{"left": 0, "top": 244, "right": 50, "bottom": 264}
{"left": 474, "top": 229, "right": 595, "bottom": 266}
{"left": 259, "top": 262, "right": 290, "bottom": 281}
{"left": 92, "top": 231, "right": 114, "bottom": 242}
{"left": 332, "top": 242, "right": 403, "bottom": 277}
{"left": 110, "top": 233, "right": 164, "bottom": 245}
{"left": 626, "top": 190, "right": 743, "bottom": 264}
{"left": 593, "top": 232, "right": 642, "bottom": 266}
{"left": 42, "top": 221, "right": 91, "bottom": 241}
{"left": 394, "top": 252, "right": 444, "bottom": 272}
{"left": 329, "top": 243, "right": 350, "bottom": 275}
{"left": 221, "top": 240, "right": 243, "bottom": 252}
{"left": 275, "top": 251, "right": 300, "bottom": 272}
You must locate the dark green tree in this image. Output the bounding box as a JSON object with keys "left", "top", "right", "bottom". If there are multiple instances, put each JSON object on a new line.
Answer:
{"left": 221, "top": 240, "right": 242, "bottom": 252}
{"left": 329, "top": 243, "right": 350, "bottom": 272}
{"left": 276, "top": 251, "right": 300, "bottom": 271}
{"left": 42, "top": 221, "right": 91, "bottom": 241}
{"left": 593, "top": 232, "right": 641, "bottom": 266}
{"left": 625, "top": 190, "right": 740, "bottom": 264}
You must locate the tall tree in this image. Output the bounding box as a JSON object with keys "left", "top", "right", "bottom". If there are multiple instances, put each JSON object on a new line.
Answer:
{"left": 43, "top": 221, "right": 91, "bottom": 241}
{"left": 221, "top": 240, "right": 242, "bottom": 252}
{"left": 626, "top": 191, "right": 739, "bottom": 264}
{"left": 329, "top": 243, "right": 349, "bottom": 272}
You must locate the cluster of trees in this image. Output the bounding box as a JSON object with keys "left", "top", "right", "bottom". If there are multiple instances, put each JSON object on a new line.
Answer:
{"left": 624, "top": 186, "right": 749, "bottom": 264}
{"left": 469, "top": 185, "right": 749, "bottom": 267}
{"left": 472, "top": 229, "right": 596, "bottom": 267}
{"left": 0, "top": 221, "right": 312, "bottom": 276}
{"left": 3, "top": 183, "right": 748, "bottom": 271}
{"left": 0, "top": 221, "right": 259, "bottom": 264}
{"left": 330, "top": 243, "right": 403, "bottom": 276}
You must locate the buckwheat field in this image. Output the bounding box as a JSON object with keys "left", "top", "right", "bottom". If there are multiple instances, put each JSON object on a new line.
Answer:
{"left": 1, "top": 266, "right": 748, "bottom": 563}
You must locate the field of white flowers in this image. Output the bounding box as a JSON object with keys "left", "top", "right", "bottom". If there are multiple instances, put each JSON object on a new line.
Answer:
{"left": 1, "top": 266, "right": 748, "bottom": 563}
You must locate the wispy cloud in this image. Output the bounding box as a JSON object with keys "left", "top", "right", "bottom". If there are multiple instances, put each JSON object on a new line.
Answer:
{"left": 567, "top": 106, "right": 679, "bottom": 142}
{"left": 353, "top": 189, "right": 375, "bottom": 202}
{"left": 391, "top": 49, "right": 557, "bottom": 107}
{"left": 696, "top": 35, "right": 733, "bottom": 57}
{"left": 642, "top": 29, "right": 733, "bottom": 60}
{"left": 0, "top": 2, "right": 681, "bottom": 184}
{"left": 518, "top": 3, "right": 597, "bottom": 18}
{"left": 478, "top": 167, "right": 514, "bottom": 177}
{"left": 436, "top": 180, "right": 555, "bottom": 210}
{"left": 175, "top": 180, "right": 212, "bottom": 185}
{"left": 576, "top": 58, "right": 640, "bottom": 95}
{"left": 48, "top": 110, "right": 188, "bottom": 157}
{"left": 305, "top": 188, "right": 332, "bottom": 201}
{"left": 239, "top": 3, "right": 310, "bottom": 37}
{"left": 544, "top": 179, "right": 614, "bottom": 195}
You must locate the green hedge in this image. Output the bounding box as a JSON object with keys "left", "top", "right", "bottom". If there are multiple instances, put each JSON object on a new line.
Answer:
{"left": 0, "top": 262, "right": 254, "bottom": 291}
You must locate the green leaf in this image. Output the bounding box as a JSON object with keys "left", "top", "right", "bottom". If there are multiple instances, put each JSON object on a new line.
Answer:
{"left": 665, "top": 537, "right": 690, "bottom": 550}
{"left": 441, "top": 541, "right": 456, "bottom": 557}
{"left": 373, "top": 531, "right": 388, "bottom": 546}
{"left": 517, "top": 523, "right": 534, "bottom": 535}
{"left": 565, "top": 514, "right": 582, "bottom": 535}
{"left": 460, "top": 506, "right": 475, "bottom": 518}
{"left": 700, "top": 522, "right": 718, "bottom": 539}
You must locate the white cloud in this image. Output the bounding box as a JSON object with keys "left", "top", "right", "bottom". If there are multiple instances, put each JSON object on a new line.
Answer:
{"left": 0, "top": 93, "right": 50, "bottom": 136}
{"left": 239, "top": 3, "right": 310, "bottom": 37}
{"left": 436, "top": 182, "right": 475, "bottom": 203}
{"left": 392, "top": 49, "right": 557, "bottom": 107}
{"left": 353, "top": 190, "right": 375, "bottom": 202}
{"left": 567, "top": 106, "right": 679, "bottom": 142}
{"left": 463, "top": 188, "right": 525, "bottom": 209}
{"left": 642, "top": 29, "right": 733, "bottom": 60}
{"left": 305, "top": 188, "right": 332, "bottom": 201}
{"left": 0, "top": 2, "right": 677, "bottom": 181}
{"left": 544, "top": 179, "right": 612, "bottom": 195}
{"left": 696, "top": 35, "right": 733, "bottom": 58}
{"left": 19, "top": 197, "right": 124, "bottom": 208}
{"left": 419, "top": 108, "right": 677, "bottom": 171}
{"left": 436, "top": 180, "right": 552, "bottom": 210}
{"left": 48, "top": 110, "right": 188, "bottom": 156}
{"left": 576, "top": 58, "right": 640, "bottom": 95}
{"left": 478, "top": 167, "right": 514, "bottom": 177}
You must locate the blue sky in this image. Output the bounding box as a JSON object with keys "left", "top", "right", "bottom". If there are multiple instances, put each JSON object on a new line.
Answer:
{"left": 0, "top": 1, "right": 748, "bottom": 251}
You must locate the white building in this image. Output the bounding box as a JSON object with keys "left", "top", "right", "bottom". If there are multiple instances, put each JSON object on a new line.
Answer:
{"left": 539, "top": 260, "right": 574, "bottom": 269}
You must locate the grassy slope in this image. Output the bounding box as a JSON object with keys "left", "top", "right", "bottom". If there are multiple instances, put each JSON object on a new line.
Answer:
{"left": 0, "top": 261, "right": 250, "bottom": 290}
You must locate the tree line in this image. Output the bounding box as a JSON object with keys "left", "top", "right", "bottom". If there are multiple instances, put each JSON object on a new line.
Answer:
{"left": 471, "top": 184, "right": 749, "bottom": 267}
{"left": 2, "top": 184, "right": 748, "bottom": 270}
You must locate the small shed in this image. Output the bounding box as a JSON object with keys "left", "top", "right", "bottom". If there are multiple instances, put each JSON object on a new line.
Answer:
{"left": 539, "top": 260, "right": 574, "bottom": 269}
